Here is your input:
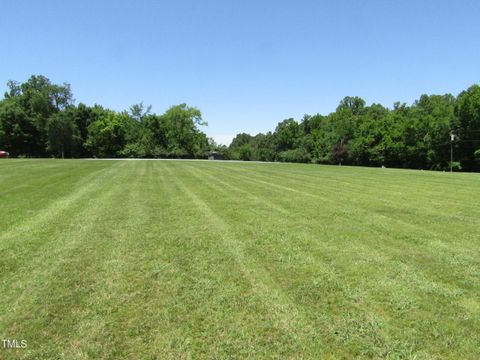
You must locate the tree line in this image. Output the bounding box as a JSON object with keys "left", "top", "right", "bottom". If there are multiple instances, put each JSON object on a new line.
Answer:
{"left": 227, "top": 87, "right": 480, "bottom": 171}
{"left": 0, "top": 75, "right": 211, "bottom": 159}
{"left": 1, "top": 75, "right": 479, "bottom": 171}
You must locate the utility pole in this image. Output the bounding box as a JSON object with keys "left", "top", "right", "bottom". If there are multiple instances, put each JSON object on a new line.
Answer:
{"left": 450, "top": 132, "right": 455, "bottom": 172}
{"left": 339, "top": 138, "right": 344, "bottom": 166}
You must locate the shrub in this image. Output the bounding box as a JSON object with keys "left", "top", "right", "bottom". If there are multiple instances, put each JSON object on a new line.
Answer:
{"left": 276, "top": 148, "right": 311, "bottom": 163}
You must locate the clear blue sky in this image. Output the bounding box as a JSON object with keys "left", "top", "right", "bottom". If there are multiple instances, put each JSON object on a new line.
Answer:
{"left": 1, "top": 0, "right": 479, "bottom": 144}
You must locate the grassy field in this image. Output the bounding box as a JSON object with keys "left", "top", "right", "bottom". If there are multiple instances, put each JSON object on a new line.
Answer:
{"left": 0, "top": 159, "right": 479, "bottom": 359}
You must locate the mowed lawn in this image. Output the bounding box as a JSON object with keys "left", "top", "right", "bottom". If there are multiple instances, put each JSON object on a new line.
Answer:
{"left": 0, "top": 160, "right": 479, "bottom": 359}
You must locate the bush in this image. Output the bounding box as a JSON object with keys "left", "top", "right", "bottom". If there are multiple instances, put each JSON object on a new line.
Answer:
{"left": 118, "top": 143, "right": 146, "bottom": 158}
{"left": 449, "top": 161, "right": 462, "bottom": 171}
{"left": 230, "top": 144, "right": 252, "bottom": 161}
{"left": 276, "top": 148, "right": 311, "bottom": 163}
{"left": 475, "top": 149, "right": 480, "bottom": 160}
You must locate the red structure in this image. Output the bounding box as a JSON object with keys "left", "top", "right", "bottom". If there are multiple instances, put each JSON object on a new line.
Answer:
{"left": 0, "top": 151, "right": 9, "bottom": 158}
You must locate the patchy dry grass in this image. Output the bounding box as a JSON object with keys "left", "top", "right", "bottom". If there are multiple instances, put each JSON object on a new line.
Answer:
{"left": 0, "top": 159, "right": 479, "bottom": 359}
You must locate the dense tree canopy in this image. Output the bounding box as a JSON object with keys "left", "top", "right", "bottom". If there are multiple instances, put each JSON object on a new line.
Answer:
{"left": 228, "top": 92, "right": 480, "bottom": 172}
{"left": 1, "top": 75, "right": 479, "bottom": 171}
{"left": 0, "top": 75, "right": 211, "bottom": 159}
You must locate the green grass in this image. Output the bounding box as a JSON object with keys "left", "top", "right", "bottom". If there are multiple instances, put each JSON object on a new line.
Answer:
{"left": 1, "top": 159, "right": 479, "bottom": 359}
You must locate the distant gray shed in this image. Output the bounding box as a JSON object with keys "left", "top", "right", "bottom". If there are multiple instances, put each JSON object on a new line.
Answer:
{"left": 208, "top": 151, "right": 223, "bottom": 160}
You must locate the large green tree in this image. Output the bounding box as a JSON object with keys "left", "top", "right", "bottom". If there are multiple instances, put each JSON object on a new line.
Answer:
{"left": 455, "top": 85, "right": 480, "bottom": 171}
{"left": 46, "top": 112, "right": 80, "bottom": 158}
{"left": 163, "top": 104, "right": 208, "bottom": 158}
{"left": 86, "top": 112, "right": 135, "bottom": 158}
{"left": 273, "top": 118, "right": 300, "bottom": 152}
{"left": 1, "top": 75, "right": 73, "bottom": 156}
{"left": 0, "top": 99, "right": 37, "bottom": 156}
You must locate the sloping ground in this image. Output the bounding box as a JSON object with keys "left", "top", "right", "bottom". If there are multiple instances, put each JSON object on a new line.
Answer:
{"left": 0, "top": 159, "right": 479, "bottom": 359}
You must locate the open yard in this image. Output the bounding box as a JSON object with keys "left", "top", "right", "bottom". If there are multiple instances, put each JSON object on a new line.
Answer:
{"left": 0, "top": 159, "right": 479, "bottom": 359}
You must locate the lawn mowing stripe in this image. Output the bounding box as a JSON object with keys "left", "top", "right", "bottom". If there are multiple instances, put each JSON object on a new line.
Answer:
{"left": 161, "top": 162, "right": 326, "bottom": 358}
{"left": 222, "top": 163, "right": 480, "bottom": 218}
{"left": 252, "top": 162, "right": 480, "bottom": 189}
{"left": 175, "top": 163, "right": 450, "bottom": 358}
{"left": 177, "top": 162, "right": 480, "bottom": 358}
{"left": 0, "top": 162, "right": 134, "bottom": 359}
{"left": 51, "top": 160, "right": 194, "bottom": 359}
{"left": 60, "top": 160, "right": 173, "bottom": 359}
{"left": 0, "top": 161, "right": 126, "bottom": 292}
{"left": 72, "top": 161, "right": 313, "bottom": 358}
{"left": 239, "top": 163, "right": 480, "bottom": 215}
{"left": 198, "top": 163, "right": 480, "bottom": 295}
{"left": 0, "top": 160, "right": 112, "bottom": 195}
{"left": 211, "top": 164, "right": 480, "bottom": 249}
{"left": 182, "top": 164, "right": 290, "bottom": 216}
{"left": 0, "top": 161, "right": 124, "bottom": 243}
{"left": 178, "top": 161, "right": 478, "bottom": 352}
{"left": 206, "top": 161, "right": 479, "bottom": 215}
{"left": 165, "top": 163, "right": 422, "bottom": 358}
{"left": 153, "top": 162, "right": 320, "bottom": 358}
{"left": 0, "top": 160, "right": 120, "bottom": 237}
{"left": 150, "top": 162, "right": 308, "bottom": 358}
{"left": 203, "top": 161, "right": 479, "bottom": 255}
{"left": 0, "top": 162, "right": 125, "bottom": 282}
{"left": 195, "top": 163, "right": 475, "bottom": 261}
